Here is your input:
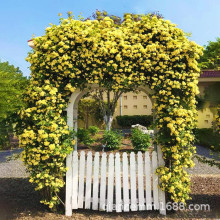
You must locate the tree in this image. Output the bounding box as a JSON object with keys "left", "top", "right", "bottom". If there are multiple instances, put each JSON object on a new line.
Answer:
{"left": 199, "top": 38, "right": 220, "bottom": 70}
{"left": 0, "top": 61, "right": 28, "bottom": 149}
{"left": 86, "top": 10, "right": 163, "bottom": 131}
{"left": 78, "top": 98, "right": 103, "bottom": 128}
{"left": 92, "top": 89, "right": 121, "bottom": 130}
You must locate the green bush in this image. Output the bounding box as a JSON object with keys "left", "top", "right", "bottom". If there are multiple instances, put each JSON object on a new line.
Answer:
{"left": 131, "top": 128, "right": 151, "bottom": 151}
{"left": 77, "top": 128, "right": 94, "bottom": 145}
{"left": 194, "top": 128, "right": 220, "bottom": 151}
{"left": 0, "top": 61, "right": 28, "bottom": 150}
{"left": 0, "top": 118, "right": 13, "bottom": 150}
{"left": 88, "top": 126, "right": 100, "bottom": 135}
{"left": 116, "top": 115, "right": 153, "bottom": 128}
{"left": 102, "top": 130, "right": 122, "bottom": 150}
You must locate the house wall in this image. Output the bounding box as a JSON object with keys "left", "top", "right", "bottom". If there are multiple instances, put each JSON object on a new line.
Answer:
{"left": 115, "top": 91, "right": 153, "bottom": 116}
{"left": 197, "top": 81, "right": 219, "bottom": 128}
{"left": 197, "top": 108, "right": 214, "bottom": 128}
{"left": 78, "top": 78, "right": 219, "bottom": 129}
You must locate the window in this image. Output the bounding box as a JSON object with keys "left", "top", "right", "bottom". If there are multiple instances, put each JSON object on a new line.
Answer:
{"left": 143, "top": 105, "right": 147, "bottom": 109}
{"left": 133, "top": 105, "right": 137, "bottom": 109}
{"left": 124, "top": 105, "right": 128, "bottom": 109}
{"left": 206, "top": 114, "right": 210, "bottom": 118}
{"left": 124, "top": 96, "right": 127, "bottom": 100}
{"left": 143, "top": 96, "right": 147, "bottom": 99}
{"left": 133, "top": 96, "right": 137, "bottom": 100}
{"left": 204, "top": 120, "right": 209, "bottom": 124}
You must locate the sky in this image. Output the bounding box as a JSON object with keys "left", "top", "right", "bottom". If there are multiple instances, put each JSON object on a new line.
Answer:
{"left": 0, "top": 0, "right": 220, "bottom": 77}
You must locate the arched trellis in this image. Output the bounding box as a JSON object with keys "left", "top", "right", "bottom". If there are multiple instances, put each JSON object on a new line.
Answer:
{"left": 66, "top": 84, "right": 154, "bottom": 150}
{"left": 65, "top": 84, "right": 166, "bottom": 216}
{"left": 22, "top": 13, "right": 202, "bottom": 216}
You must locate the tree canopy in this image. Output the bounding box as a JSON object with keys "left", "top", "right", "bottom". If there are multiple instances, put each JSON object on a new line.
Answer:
{"left": 0, "top": 61, "right": 28, "bottom": 149}
{"left": 199, "top": 37, "right": 220, "bottom": 70}
{"left": 0, "top": 61, "right": 28, "bottom": 119}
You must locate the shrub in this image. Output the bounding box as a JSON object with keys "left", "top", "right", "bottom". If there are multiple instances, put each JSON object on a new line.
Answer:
{"left": 116, "top": 115, "right": 153, "bottom": 128}
{"left": 88, "top": 126, "right": 100, "bottom": 136}
{"left": 102, "top": 130, "right": 122, "bottom": 150}
{"left": 77, "top": 128, "right": 94, "bottom": 145}
{"left": 194, "top": 128, "right": 220, "bottom": 151}
{"left": 131, "top": 128, "right": 151, "bottom": 151}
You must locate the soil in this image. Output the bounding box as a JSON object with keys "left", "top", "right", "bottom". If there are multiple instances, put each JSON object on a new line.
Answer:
{"left": 1, "top": 133, "right": 220, "bottom": 219}
{"left": 0, "top": 175, "right": 220, "bottom": 220}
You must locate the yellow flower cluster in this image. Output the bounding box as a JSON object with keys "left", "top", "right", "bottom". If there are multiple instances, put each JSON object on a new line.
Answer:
{"left": 22, "top": 13, "right": 202, "bottom": 208}
{"left": 20, "top": 79, "right": 74, "bottom": 208}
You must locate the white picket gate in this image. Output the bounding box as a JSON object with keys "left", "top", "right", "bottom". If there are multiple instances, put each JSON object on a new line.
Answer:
{"left": 65, "top": 149, "right": 166, "bottom": 216}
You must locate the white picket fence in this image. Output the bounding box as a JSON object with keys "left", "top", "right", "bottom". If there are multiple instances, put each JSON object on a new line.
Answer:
{"left": 65, "top": 150, "right": 166, "bottom": 216}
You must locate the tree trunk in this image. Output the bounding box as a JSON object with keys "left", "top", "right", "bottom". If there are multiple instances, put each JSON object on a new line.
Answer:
{"left": 104, "top": 115, "right": 113, "bottom": 131}
{"left": 93, "top": 89, "right": 123, "bottom": 131}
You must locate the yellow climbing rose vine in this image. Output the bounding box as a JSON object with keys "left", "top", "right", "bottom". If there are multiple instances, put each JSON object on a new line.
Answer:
{"left": 20, "top": 13, "right": 203, "bottom": 208}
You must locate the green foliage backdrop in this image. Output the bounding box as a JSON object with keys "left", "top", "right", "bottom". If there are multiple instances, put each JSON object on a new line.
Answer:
{"left": 199, "top": 37, "right": 220, "bottom": 70}
{"left": 0, "top": 61, "right": 28, "bottom": 149}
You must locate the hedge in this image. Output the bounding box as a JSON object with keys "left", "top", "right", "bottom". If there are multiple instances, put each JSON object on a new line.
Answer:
{"left": 116, "top": 115, "right": 153, "bottom": 128}
{"left": 194, "top": 128, "right": 220, "bottom": 152}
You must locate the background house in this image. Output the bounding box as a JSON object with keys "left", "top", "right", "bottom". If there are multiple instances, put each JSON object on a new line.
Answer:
{"left": 78, "top": 70, "right": 220, "bottom": 129}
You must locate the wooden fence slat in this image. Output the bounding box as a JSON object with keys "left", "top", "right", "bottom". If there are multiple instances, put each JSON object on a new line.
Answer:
{"left": 92, "top": 152, "right": 100, "bottom": 210}
{"left": 115, "top": 153, "right": 122, "bottom": 212}
{"left": 78, "top": 151, "right": 85, "bottom": 208}
{"left": 107, "top": 153, "right": 114, "bottom": 212}
{"left": 99, "top": 153, "right": 107, "bottom": 211}
{"left": 66, "top": 149, "right": 166, "bottom": 216}
{"left": 157, "top": 145, "right": 166, "bottom": 215}
{"left": 137, "top": 152, "right": 145, "bottom": 210}
{"left": 145, "top": 152, "right": 152, "bottom": 210}
{"left": 152, "top": 151, "right": 159, "bottom": 210}
{"left": 72, "top": 151, "right": 78, "bottom": 209}
{"left": 122, "top": 152, "right": 130, "bottom": 212}
{"left": 130, "top": 152, "right": 137, "bottom": 211}
{"left": 85, "top": 152, "right": 92, "bottom": 209}
{"left": 65, "top": 152, "right": 73, "bottom": 216}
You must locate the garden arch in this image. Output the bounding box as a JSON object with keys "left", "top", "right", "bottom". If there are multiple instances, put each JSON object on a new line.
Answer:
{"left": 22, "top": 13, "right": 202, "bottom": 218}
{"left": 66, "top": 84, "right": 154, "bottom": 150}
{"left": 65, "top": 84, "right": 166, "bottom": 216}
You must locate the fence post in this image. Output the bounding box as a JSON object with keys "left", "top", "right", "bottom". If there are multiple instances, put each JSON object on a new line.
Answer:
{"left": 65, "top": 152, "right": 73, "bottom": 216}
{"left": 92, "top": 152, "right": 100, "bottom": 210}
{"left": 72, "top": 151, "right": 78, "bottom": 209}
{"left": 122, "top": 152, "right": 129, "bottom": 212}
{"left": 100, "top": 153, "right": 107, "bottom": 211}
{"left": 130, "top": 152, "right": 137, "bottom": 211}
{"left": 157, "top": 145, "right": 166, "bottom": 215}
{"left": 115, "top": 153, "right": 122, "bottom": 212}
{"left": 152, "top": 151, "right": 159, "bottom": 210}
{"left": 145, "top": 152, "right": 152, "bottom": 210}
{"left": 137, "top": 152, "right": 145, "bottom": 210}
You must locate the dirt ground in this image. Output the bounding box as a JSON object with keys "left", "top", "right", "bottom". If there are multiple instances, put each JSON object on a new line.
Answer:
{"left": 0, "top": 175, "right": 220, "bottom": 220}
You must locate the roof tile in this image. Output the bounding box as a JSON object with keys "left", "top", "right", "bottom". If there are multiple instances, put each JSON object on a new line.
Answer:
{"left": 200, "top": 70, "right": 220, "bottom": 78}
